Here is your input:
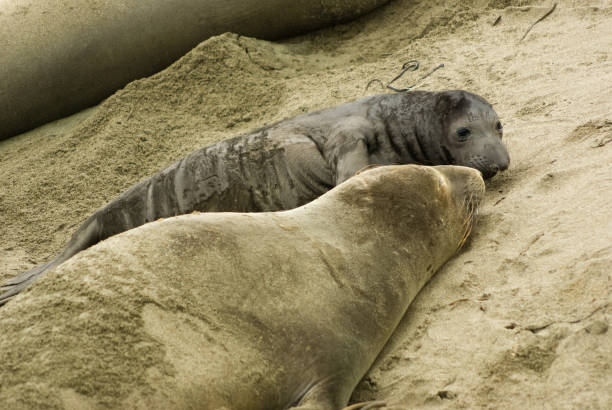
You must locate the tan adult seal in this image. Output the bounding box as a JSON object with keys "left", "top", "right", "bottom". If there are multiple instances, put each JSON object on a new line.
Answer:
{"left": 0, "top": 164, "right": 484, "bottom": 410}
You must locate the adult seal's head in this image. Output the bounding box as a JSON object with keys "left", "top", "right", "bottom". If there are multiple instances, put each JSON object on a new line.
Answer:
{"left": 435, "top": 90, "right": 510, "bottom": 178}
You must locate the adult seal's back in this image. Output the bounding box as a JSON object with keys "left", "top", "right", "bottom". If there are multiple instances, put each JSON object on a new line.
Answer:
{"left": 0, "top": 90, "right": 509, "bottom": 304}
{"left": 0, "top": 165, "right": 485, "bottom": 409}
{"left": 0, "top": 0, "right": 391, "bottom": 140}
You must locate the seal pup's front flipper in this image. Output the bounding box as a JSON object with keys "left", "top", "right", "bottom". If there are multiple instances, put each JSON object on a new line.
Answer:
{"left": 323, "top": 116, "right": 377, "bottom": 184}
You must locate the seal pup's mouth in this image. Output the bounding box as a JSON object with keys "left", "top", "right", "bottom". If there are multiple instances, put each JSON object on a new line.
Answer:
{"left": 481, "top": 160, "right": 510, "bottom": 179}
{"left": 467, "top": 157, "right": 508, "bottom": 179}
{"left": 481, "top": 168, "right": 499, "bottom": 179}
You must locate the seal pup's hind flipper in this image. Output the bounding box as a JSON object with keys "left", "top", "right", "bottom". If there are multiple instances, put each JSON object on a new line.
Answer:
{"left": 0, "top": 261, "right": 54, "bottom": 305}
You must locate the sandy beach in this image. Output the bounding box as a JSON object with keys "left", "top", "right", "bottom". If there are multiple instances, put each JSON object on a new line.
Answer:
{"left": 0, "top": 0, "right": 610, "bottom": 407}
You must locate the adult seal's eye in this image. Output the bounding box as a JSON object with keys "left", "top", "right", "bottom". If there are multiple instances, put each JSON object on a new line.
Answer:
{"left": 456, "top": 127, "right": 471, "bottom": 142}
{"left": 496, "top": 121, "right": 503, "bottom": 131}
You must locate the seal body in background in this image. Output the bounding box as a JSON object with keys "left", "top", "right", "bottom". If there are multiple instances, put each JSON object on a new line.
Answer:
{"left": 0, "top": 165, "right": 485, "bottom": 409}
{"left": 0, "top": 0, "right": 391, "bottom": 140}
{"left": 0, "top": 90, "right": 509, "bottom": 304}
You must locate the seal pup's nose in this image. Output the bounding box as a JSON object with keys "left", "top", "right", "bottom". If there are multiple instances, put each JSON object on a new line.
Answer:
{"left": 495, "top": 144, "right": 510, "bottom": 172}
{"left": 497, "top": 153, "right": 510, "bottom": 172}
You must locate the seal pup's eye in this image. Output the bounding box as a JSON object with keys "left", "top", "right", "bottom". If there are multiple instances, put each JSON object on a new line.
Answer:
{"left": 456, "top": 127, "right": 471, "bottom": 142}
{"left": 496, "top": 121, "right": 503, "bottom": 131}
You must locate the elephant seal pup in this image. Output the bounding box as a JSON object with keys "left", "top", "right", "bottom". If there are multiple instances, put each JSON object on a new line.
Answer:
{"left": 0, "top": 165, "right": 485, "bottom": 410}
{"left": 0, "top": 90, "right": 507, "bottom": 304}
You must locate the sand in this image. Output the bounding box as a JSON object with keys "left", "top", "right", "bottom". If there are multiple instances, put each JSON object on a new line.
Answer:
{"left": 0, "top": 0, "right": 610, "bottom": 408}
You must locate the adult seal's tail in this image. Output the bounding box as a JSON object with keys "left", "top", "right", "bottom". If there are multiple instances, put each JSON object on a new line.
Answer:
{"left": 0, "top": 90, "right": 509, "bottom": 304}
{"left": 0, "top": 0, "right": 391, "bottom": 140}
{"left": 0, "top": 165, "right": 485, "bottom": 409}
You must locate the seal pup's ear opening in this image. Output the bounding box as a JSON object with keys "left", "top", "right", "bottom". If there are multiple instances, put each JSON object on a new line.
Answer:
{"left": 435, "top": 91, "right": 470, "bottom": 116}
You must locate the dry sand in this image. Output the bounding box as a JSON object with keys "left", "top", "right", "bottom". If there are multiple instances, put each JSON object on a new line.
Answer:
{"left": 0, "top": 0, "right": 610, "bottom": 408}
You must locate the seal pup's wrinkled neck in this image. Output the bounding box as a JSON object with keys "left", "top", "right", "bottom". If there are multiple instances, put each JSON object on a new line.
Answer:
{"left": 370, "top": 91, "right": 448, "bottom": 166}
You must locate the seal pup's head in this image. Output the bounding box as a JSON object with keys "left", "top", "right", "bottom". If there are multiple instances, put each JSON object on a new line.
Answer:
{"left": 436, "top": 90, "right": 510, "bottom": 178}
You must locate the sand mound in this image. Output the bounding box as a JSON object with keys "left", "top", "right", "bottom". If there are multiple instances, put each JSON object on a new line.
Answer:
{"left": 1, "top": 0, "right": 610, "bottom": 408}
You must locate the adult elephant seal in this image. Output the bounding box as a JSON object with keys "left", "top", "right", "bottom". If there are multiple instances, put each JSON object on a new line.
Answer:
{"left": 0, "top": 90, "right": 508, "bottom": 304}
{"left": 0, "top": 0, "right": 391, "bottom": 140}
{"left": 0, "top": 165, "right": 485, "bottom": 410}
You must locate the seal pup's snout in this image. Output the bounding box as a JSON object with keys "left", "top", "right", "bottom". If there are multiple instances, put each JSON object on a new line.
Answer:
{"left": 481, "top": 162, "right": 500, "bottom": 179}
{"left": 497, "top": 147, "right": 510, "bottom": 171}
{"left": 465, "top": 152, "right": 504, "bottom": 179}
{"left": 489, "top": 142, "right": 510, "bottom": 174}
{"left": 497, "top": 148, "right": 510, "bottom": 172}
{"left": 467, "top": 133, "right": 510, "bottom": 179}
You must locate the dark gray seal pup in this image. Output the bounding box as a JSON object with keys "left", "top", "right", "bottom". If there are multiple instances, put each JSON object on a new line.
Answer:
{"left": 0, "top": 165, "right": 485, "bottom": 409}
{"left": 0, "top": 90, "right": 509, "bottom": 304}
{"left": 0, "top": 0, "right": 391, "bottom": 140}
